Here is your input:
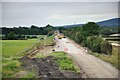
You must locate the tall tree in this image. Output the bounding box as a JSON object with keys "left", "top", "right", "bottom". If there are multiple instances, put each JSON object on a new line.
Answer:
{"left": 82, "top": 22, "right": 100, "bottom": 37}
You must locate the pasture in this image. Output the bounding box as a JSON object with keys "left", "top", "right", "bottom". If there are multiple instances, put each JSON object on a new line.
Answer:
{"left": 2, "top": 39, "right": 37, "bottom": 57}
{"left": 2, "top": 35, "right": 47, "bottom": 78}
{"left": 2, "top": 35, "right": 47, "bottom": 57}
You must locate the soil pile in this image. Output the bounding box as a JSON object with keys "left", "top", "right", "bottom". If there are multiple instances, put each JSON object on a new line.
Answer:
{"left": 20, "top": 56, "right": 64, "bottom": 78}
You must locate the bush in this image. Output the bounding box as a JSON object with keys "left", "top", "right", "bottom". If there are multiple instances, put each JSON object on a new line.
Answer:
{"left": 81, "top": 39, "right": 87, "bottom": 47}
{"left": 26, "top": 36, "right": 31, "bottom": 39}
{"left": 101, "top": 40, "right": 112, "bottom": 55}
{"left": 47, "top": 30, "right": 54, "bottom": 36}
{"left": 91, "top": 43, "right": 101, "bottom": 53}
{"left": 74, "top": 32, "right": 83, "bottom": 44}
{"left": 2, "top": 33, "right": 26, "bottom": 40}
{"left": 31, "top": 36, "right": 37, "bottom": 38}
{"left": 82, "top": 22, "right": 99, "bottom": 37}
{"left": 7, "top": 32, "right": 17, "bottom": 40}
{"left": 87, "top": 36, "right": 103, "bottom": 53}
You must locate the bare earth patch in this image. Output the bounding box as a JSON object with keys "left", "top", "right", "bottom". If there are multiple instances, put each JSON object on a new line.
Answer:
{"left": 14, "top": 71, "right": 27, "bottom": 78}
{"left": 19, "top": 56, "right": 86, "bottom": 78}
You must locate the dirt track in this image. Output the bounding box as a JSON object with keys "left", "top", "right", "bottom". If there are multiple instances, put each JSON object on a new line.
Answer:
{"left": 54, "top": 37, "right": 118, "bottom": 78}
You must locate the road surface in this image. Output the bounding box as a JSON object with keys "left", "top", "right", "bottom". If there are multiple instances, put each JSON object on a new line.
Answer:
{"left": 54, "top": 37, "right": 118, "bottom": 78}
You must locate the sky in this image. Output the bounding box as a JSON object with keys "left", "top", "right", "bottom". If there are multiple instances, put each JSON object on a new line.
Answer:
{"left": 0, "top": 2, "right": 119, "bottom": 27}
{"left": 1, "top": 0, "right": 120, "bottom": 2}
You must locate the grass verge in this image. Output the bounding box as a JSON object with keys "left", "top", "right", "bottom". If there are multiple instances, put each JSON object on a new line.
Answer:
{"left": 91, "top": 52, "right": 119, "bottom": 69}
{"left": 50, "top": 52, "right": 80, "bottom": 73}
{"left": 91, "top": 46, "right": 119, "bottom": 69}
{"left": 2, "top": 57, "right": 21, "bottom": 78}
{"left": 22, "top": 72, "right": 35, "bottom": 78}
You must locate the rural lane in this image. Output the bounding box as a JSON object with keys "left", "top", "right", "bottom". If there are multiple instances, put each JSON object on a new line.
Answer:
{"left": 54, "top": 37, "right": 118, "bottom": 78}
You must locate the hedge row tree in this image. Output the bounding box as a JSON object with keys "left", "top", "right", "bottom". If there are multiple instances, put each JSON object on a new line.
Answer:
{"left": 101, "top": 40, "right": 112, "bottom": 55}
{"left": 60, "top": 22, "right": 112, "bottom": 55}
{"left": 3, "top": 32, "right": 26, "bottom": 40}
{"left": 1, "top": 24, "right": 55, "bottom": 35}
{"left": 7, "top": 32, "right": 17, "bottom": 40}
{"left": 81, "top": 22, "right": 99, "bottom": 37}
{"left": 80, "top": 22, "right": 100, "bottom": 46}
{"left": 87, "top": 36, "right": 103, "bottom": 53}
{"left": 2, "top": 24, "right": 55, "bottom": 40}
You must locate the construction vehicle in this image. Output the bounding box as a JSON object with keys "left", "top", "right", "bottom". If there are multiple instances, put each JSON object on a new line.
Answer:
{"left": 57, "top": 35, "right": 66, "bottom": 39}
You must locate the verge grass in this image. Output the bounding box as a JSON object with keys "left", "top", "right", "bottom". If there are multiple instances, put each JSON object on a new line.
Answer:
{"left": 36, "top": 51, "right": 81, "bottom": 73}
{"left": 35, "top": 36, "right": 55, "bottom": 48}
{"left": 50, "top": 52, "right": 80, "bottom": 73}
{"left": 22, "top": 72, "right": 35, "bottom": 78}
{"left": 91, "top": 46, "right": 119, "bottom": 69}
{"left": 2, "top": 58, "right": 21, "bottom": 78}
{"left": 41, "top": 36, "right": 55, "bottom": 46}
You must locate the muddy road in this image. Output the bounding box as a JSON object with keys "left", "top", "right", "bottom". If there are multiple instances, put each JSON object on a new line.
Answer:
{"left": 54, "top": 37, "right": 118, "bottom": 78}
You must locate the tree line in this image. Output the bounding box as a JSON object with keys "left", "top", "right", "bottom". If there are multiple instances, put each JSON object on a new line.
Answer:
{"left": 1, "top": 24, "right": 55, "bottom": 40}
{"left": 1, "top": 22, "right": 119, "bottom": 55}
{"left": 59, "top": 22, "right": 119, "bottom": 55}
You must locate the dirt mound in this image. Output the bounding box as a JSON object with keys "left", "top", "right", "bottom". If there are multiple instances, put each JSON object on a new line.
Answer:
{"left": 20, "top": 56, "right": 87, "bottom": 78}
{"left": 20, "top": 56, "right": 64, "bottom": 78}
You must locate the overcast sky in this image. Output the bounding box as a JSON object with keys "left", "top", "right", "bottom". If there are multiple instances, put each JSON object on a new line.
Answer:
{"left": 1, "top": 2, "right": 118, "bottom": 27}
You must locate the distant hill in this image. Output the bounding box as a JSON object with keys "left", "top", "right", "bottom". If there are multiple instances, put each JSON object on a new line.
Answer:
{"left": 97, "top": 18, "right": 120, "bottom": 27}
{"left": 56, "top": 24, "right": 83, "bottom": 28}
{"left": 56, "top": 18, "right": 119, "bottom": 28}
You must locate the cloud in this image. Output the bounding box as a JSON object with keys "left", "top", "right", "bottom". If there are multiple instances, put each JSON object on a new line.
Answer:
{"left": 1, "top": 2, "right": 118, "bottom": 27}
{"left": 1, "top": 0, "right": 119, "bottom": 2}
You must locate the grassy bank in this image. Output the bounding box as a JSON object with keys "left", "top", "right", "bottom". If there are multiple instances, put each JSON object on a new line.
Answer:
{"left": 50, "top": 52, "right": 80, "bottom": 73}
{"left": 91, "top": 45, "right": 119, "bottom": 69}
{"left": 2, "top": 57, "right": 21, "bottom": 78}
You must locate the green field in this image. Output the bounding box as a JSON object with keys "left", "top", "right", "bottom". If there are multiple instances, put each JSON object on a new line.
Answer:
{"left": 2, "top": 39, "right": 37, "bottom": 57}
{"left": 1, "top": 35, "right": 47, "bottom": 78}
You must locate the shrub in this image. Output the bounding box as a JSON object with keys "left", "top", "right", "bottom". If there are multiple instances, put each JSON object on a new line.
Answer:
{"left": 47, "top": 30, "right": 54, "bottom": 36}
{"left": 101, "top": 40, "right": 112, "bottom": 55}
{"left": 87, "top": 36, "right": 103, "bottom": 53}
{"left": 31, "top": 36, "right": 37, "bottom": 38}
{"left": 81, "top": 39, "right": 87, "bottom": 47}
{"left": 74, "top": 32, "right": 83, "bottom": 44}
{"left": 82, "top": 22, "right": 99, "bottom": 37}
{"left": 7, "top": 32, "right": 17, "bottom": 40}
{"left": 26, "top": 36, "right": 31, "bottom": 39}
